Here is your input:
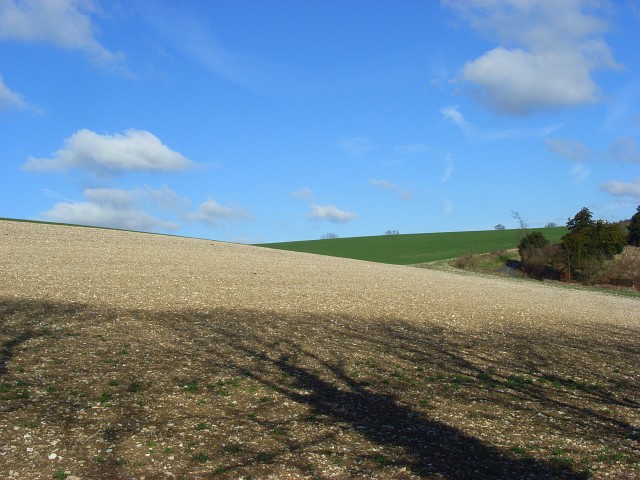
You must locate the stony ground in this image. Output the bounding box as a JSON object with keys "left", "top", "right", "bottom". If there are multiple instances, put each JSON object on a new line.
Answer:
{"left": 1, "top": 220, "right": 638, "bottom": 480}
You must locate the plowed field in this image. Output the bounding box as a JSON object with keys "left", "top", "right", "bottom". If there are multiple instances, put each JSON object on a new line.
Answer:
{"left": 1, "top": 220, "right": 638, "bottom": 479}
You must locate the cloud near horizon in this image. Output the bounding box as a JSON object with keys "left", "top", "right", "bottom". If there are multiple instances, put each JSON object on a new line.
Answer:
{"left": 42, "top": 187, "right": 180, "bottom": 231}
{"left": 445, "top": 0, "right": 622, "bottom": 115}
{"left": 308, "top": 203, "right": 356, "bottom": 223}
{"left": 185, "top": 198, "right": 251, "bottom": 226}
{"left": 24, "top": 129, "right": 193, "bottom": 175}
{"left": 0, "top": 0, "right": 127, "bottom": 72}
{"left": 600, "top": 178, "right": 640, "bottom": 199}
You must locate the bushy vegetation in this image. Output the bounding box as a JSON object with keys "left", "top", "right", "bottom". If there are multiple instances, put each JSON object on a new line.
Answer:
{"left": 518, "top": 207, "right": 638, "bottom": 288}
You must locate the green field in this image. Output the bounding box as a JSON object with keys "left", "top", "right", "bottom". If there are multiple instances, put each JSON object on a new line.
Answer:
{"left": 257, "top": 227, "right": 568, "bottom": 265}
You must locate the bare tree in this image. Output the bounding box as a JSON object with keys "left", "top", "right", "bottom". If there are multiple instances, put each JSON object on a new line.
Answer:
{"left": 511, "top": 211, "right": 528, "bottom": 237}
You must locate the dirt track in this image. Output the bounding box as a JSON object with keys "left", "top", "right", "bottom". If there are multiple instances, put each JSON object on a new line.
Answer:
{"left": 1, "top": 220, "right": 639, "bottom": 479}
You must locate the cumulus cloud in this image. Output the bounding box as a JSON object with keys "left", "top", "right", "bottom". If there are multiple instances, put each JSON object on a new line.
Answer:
{"left": 0, "top": 73, "right": 27, "bottom": 110}
{"left": 600, "top": 178, "right": 640, "bottom": 198}
{"left": 185, "top": 198, "right": 251, "bottom": 226}
{"left": 370, "top": 179, "right": 415, "bottom": 200}
{"left": 609, "top": 137, "right": 640, "bottom": 163}
{"left": 42, "top": 187, "right": 179, "bottom": 231}
{"left": 545, "top": 138, "right": 590, "bottom": 162}
{"left": 24, "top": 129, "right": 193, "bottom": 175}
{"left": 308, "top": 204, "right": 356, "bottom": 223}
{"left": 0, "top": 0, "right": 127, "bottom": 72}
{"left": 444, "top": 0, "right": 621, "bottom": 115}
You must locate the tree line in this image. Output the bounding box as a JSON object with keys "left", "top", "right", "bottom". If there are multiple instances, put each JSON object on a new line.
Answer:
{"left": 518, "top": 206, "right": 640, "bottom": 286}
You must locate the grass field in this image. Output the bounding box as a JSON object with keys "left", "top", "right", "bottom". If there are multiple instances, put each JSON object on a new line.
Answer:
{"left": 258, "top": 227, "right": 568, "bottom": 265}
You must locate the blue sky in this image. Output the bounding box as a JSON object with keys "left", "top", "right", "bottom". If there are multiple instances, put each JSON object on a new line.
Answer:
{"left": 1, "top": 0, "right": 639, "bottom": 243}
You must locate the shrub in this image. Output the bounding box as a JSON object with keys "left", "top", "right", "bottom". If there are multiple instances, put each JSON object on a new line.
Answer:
{"left": 454, "top": 251, "right": 479, "bottom": 270}
{"left": 520, "top": 243, "right": 564, "bottom": 280}
{"left": 596, "top": 247, "right": 640, "bottom": 290}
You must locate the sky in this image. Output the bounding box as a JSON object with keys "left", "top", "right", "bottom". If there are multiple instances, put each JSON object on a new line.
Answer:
{"left": 1, "top": 0, "right": 639, "bottom": 244}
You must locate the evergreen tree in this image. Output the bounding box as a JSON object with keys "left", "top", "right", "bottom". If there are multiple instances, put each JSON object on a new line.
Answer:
{"left": 628, "top": 206, "right": 640, "bottom": 247}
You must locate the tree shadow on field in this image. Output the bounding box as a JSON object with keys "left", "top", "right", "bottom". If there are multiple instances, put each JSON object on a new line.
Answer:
{"left": 2, "top": 297, "right": 637, "bottom": 479}
{"left": 232, "top": 343, "right": 580, "bottom": 479}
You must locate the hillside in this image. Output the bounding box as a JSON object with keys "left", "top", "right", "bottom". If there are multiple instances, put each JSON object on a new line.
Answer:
{"left": 1, "top": 219, "right": 638, "bottom": 479}
{"left": 257, "top": 227, "right": 568, "bottom": 265}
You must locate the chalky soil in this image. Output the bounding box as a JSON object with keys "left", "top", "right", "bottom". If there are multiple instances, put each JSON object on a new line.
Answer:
{"left": 1, "top": 220, "right": 638, "bottom": 479}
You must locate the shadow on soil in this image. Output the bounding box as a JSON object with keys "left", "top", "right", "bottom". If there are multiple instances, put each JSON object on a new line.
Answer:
{"left": 2, "top": 297, "right": 638, "bottom": 479}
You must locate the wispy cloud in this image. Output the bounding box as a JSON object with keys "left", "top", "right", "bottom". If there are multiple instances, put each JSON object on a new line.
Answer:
{"left": 444, "top": 0, "right": 621, "bottom": 115}
{"left": 440, "top": 105, "right": 560, "bottom": 140}
{"left": 609, "top": 137, "right": 640, "bottom": 163}
{"left": 545, "top": 138, "right": 590, "bottom": 162}
{"left": 0, "top": 0, "right": 129, "bottom": 74}
{"left": 339, "top": 137, "right": 377, "bottom": 157}
{"left": 24, "top": 129, "right": 193, "bottom": 175}
{"left": 394, "top": 143, "right": 429, "bottom": 154}
{"left": 185, "top": 198, "right": 251, "bottom": 226}
{"left": 569, "top": 163, "right": 591, "bottom": 182}
{"left": 308, "top": 204, "right": 356, "bottom": 223}
{"left": 0, "top": 73, "right": 27, "bottom": 110}
{"left": 144, "top": 3, "right": 291, "bottom": 93}
{"left": 600, "top": 178, "right": 640, "bottom": 199}
{"left": 441, "top": 153, "right": 454, "bottom": 183}
{"left": 370, "top": 179, "right": 415, "bottom": 200}
{"left": 434, "top": 199, "right": 454, "bottom": 220}
{"left": 291, "top": 187, "right": 313, "bottom": 199}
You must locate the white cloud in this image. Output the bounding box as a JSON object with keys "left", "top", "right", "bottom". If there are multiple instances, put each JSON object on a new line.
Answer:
{"left": 42, "top": 187, "right": 179, "bottom": 231}
{"left": 292, "top": 187, "right": 313, "bottom": 199}
{"left": 370, "top": 179, "right": 415, "bottom": 200}
{"left": 445, "top": 0, "right": 621, "bottom": 115}
{"left": 609, "top": 137, "right": 640, "bottom": 163}
{"left": 24, "top": 129, "right": 193, "bottom": 174}
{"left": 0, "top": 73, "right": 27, "bottom": 110}
{"left": 0, "top": 0, "right": 127, "bottom": 72}
{"left": 186, "top": 198, "right": 251, "bottom": 226}
{"left": 600, "top": 178, "right": 640, "bottom": 199}
{"left": 545, "top": 138, "right": 590, "bottom": 162}
{"left": 440, "top": 105, "right": 560, "bottom": 140}
{"left": 339, "top": 137, "right": 377, "bottom": 157}
{"left": 308, "top": 204, "right": 356, "bottom": 223}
